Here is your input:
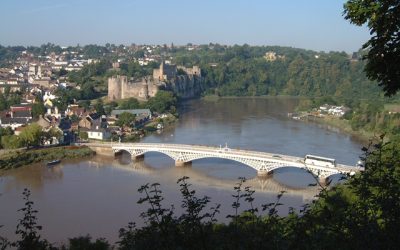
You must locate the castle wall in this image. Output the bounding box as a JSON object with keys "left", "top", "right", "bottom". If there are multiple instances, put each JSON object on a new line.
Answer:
{"left": 153, "top": 62, "right": 177, "bottom": 81}
{"left": 108, "top": 63, "right": 203, "bottom": 102}
{"left": 121, "top": 79, "right": 148, "bottom": 101}
{"left": 163, "top": 64, "right": 177, "bottom": 79}
{"left": 178, "top": 66, "right": 201, "bottom": 77}
{"left": 153, "top": 69, "right": 162, "bottom": 80}
{"left": 148, "top": 81, "right": 162, "bottom": 97}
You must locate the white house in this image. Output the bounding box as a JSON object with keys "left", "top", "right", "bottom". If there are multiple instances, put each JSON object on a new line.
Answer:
{"left": 87, "top": 127, "right": 111, "bottom": 140}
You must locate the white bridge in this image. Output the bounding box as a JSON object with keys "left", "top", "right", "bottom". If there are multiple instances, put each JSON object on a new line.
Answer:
{"left": 85, "top": 142, "right": 363, "bottom": 182}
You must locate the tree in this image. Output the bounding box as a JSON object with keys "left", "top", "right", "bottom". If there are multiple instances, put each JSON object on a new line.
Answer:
{"left": 146, "top": 91, "right": 177, "bottom": 114}
{"left": 79, "top": 131, "right": 88, "bottom": 140}
{"left": 115, "top": 112, "right": 136, "bottom": 127}
{"left": 31, "top": 102, "right": 46, "bottom": 119}
{"left": 0, "top": 93, "right": 7, "bottom": 111}
{"left": 0, "top": 135, "right": 23, "bottom": 149}
{"left": 344, "top": 0, "right": 400, "bottom": 96}
{"left": 69, "top": 114, "right": 80, "bottom": 123}
{"left": 0, "top": 127, "right": 13, "bottom": 149}
{"left": 119, "top": 97, "right": 140, "bottom": 110}
{"left": 19, "top": 123, "right": 43, "bottom": 148}
{"left": 94, "top": 99, "right": 105, "bottom": 115}
{"left": 43, "top": 127, "right": 63, "bottom": 144}
{"left": 12, "top": 189, "right": 52, "bottom": 250}
{"left": 65, "top": 235, "right": 110, "bottom": 250}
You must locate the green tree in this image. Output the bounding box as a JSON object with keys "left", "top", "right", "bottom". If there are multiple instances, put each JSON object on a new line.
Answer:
{"left": 344, "top": 0, "right": 400, "bottom": 96}
{"left": 0, "top": 127, "right": 13, "bottom": 149}
{"left": 0, "top": 93, "right": 7, "bottom": 111}
{"left": 146, "top": 91, "right": 177, "bottom": 114}
{"left": 115, "top": 112, "right": 136, "bottom": 127}
{"left": 119, "top": 97, "right": 140, "bottom": 110}
{"left": 1, "top": 135, "right": 23, "bottom": 149}
{"left": 31, "top": 102, "right": 46, "bottom": 119}
{"left": 43, "top": 128, "right": 63, "bottom": 144}
{"left": 69, "top": 114, "right": 80, "bottom": 123}
{"left": 19, "top": 124, "right": 43, "bottom": 148}
{"left": 94, "top": 99, "right": 105, "bottom": 115}
{"left": 79, "top": 131, "right": 88, "bottom": 140}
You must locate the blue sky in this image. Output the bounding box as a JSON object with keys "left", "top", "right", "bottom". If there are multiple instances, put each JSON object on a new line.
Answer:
{"left": 0, "top": 0, "right": 370, "bottom": 52}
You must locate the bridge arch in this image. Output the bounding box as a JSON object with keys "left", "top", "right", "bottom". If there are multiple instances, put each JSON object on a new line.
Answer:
{"left": 113, "top": 148, "right": 133, "bottom": 156}
{"left": 113, "top": 147, "right": 183, "bottom": 163}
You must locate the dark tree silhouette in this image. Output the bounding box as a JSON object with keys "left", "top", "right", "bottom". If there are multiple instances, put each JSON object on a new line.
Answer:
{"left": 344, "top": 0, "right": 400, "bottom": 96}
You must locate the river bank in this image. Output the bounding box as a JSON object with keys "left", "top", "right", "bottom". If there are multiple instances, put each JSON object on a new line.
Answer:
{"left": 0, "top": 145, "right": 95, "bottom": 170}
{"left": 291, "top": 113, "right": 376, "bottom": 144}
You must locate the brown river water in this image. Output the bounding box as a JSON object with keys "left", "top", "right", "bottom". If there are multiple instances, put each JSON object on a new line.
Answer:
{"left": 0, "top": 97, "right": 364, "bottom": 245}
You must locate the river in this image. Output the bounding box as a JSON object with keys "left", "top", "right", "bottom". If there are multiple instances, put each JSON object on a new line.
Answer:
{"left": 0, "top": 97, "right": 363, "bottom": 245}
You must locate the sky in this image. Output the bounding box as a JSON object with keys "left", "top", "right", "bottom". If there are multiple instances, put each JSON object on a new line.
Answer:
{"left": 0, "top": 0, "right": 370, "bottom": 52}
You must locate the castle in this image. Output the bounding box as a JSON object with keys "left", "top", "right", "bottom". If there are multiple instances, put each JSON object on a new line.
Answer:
{"left": 108, "top": 62, "right": 202, "bottom": 101}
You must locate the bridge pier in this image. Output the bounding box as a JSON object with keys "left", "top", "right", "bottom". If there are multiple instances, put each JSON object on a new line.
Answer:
{"left": 132, "top": 154, "right": 144, "bottom": 161}
{"left": 317, "top": 176, "right": 329, "bottom": 186}
{"left": 257, "top": 170, "right": 273, "bottom": 177}
{"left": 175, "top": 160, "right": 192, "bottom": 167}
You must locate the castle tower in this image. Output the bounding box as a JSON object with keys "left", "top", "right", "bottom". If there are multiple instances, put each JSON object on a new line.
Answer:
{"left": 37, "top": 65, "right": 42, "bottom": 78}
{"left": 139, "top": 78, "right": 149, "bottom": 100}
{"left": 108, "top": 75, "right": 126, "bottom": 101}
{"left": 159, "top": 61, "right": 164, "bottom": 79}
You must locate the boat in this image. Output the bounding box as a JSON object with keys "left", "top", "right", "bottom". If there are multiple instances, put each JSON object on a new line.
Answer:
{"left": 47, "top": 159, "right": 61, "bottom": 166}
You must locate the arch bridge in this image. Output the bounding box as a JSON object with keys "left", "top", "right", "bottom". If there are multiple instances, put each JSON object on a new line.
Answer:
{"left": 85, "top": 142, "right": 363, "bottom": 182}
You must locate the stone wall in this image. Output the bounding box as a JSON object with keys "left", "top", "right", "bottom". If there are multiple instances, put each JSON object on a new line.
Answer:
{"left": 108, "top": 63, "right": 203, "bottom": 101}
{"left": 84, "top": 145, "right": 114, "bottom": 156}
{"left": 153, "top": 62, "right": 177, "bottom": 81}
{"left": 108, "top": 76, "right": 162, "bottom": 101}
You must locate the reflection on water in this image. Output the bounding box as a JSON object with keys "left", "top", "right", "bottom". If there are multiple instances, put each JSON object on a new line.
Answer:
{"left": 1, "top": 163, "right": 63, "bottom": 193}
{"left": 104, "top": 154, "right": 320, "bottom": 200}
{"left": 0, "top": 155, "right": 317, "bottom": 244}
{"left": 0, "top": 97, "right": 362, "bottom": 244}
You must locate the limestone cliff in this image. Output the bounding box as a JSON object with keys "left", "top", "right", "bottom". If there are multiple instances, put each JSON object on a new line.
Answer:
{"left": 166, "top": 75, "right": 204, "bottom": 99}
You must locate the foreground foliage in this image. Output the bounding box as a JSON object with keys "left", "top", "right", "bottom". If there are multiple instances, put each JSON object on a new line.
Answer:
{"left": 344, "top": 0, "right": 400, "bottom": 96}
